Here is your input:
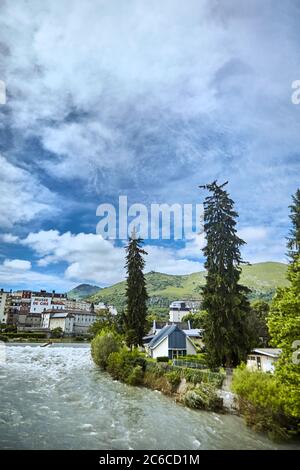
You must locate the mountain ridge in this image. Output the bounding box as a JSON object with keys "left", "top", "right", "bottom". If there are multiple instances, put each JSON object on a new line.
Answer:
{"left": 84, "top": 262, "right": 288, "bottom": 313}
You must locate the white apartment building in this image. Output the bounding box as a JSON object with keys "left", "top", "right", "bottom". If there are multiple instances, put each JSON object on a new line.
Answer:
{"left": 0, "top": 289, "right": 8, "bottom": 324}
{"left": 42, "top": 308, "right": 97, "bottom": 335}
{"left": 64, "top": 299, "right": 91, "bottom": 311}
{"left": 30, "top": 296, "right": 52, "bottom": 314}
{"left": 169, "top": 301, "right": 191, "bottom": 323}
{"left": 49, "top": 312, "right": 74, "bottom": 334}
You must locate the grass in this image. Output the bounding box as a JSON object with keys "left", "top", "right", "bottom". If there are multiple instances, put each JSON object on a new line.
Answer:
{"left": 87, "top": 262, "right": 288, "bottom": 311}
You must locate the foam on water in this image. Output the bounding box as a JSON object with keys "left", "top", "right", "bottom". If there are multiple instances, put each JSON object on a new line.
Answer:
{"left": 0, "top": 344, "right": 298, "bottom": 450}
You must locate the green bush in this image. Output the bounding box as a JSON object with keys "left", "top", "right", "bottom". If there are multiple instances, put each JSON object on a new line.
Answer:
{"left": 182, "top": 368, "right": 224, "bottom": 387}
{"left": 91, "top": 329, "right": 121, "bottom": 369}
{"left": 156, "top": 356, "right": 169, "bottom": 363}
{"left": 74, "top": 336, "right": 85, "bottom": 341}
{"left": 175, "top": 354, "right": 208, "bottom": 366}
{"left": 127, "top": 365, "right": 144, "bottom": 386}
{"left": 0, "top": 334, "right": 8, "bottom": 342}
{"left": 232, "top": 365, "right": 299, "bottom": 440}
{"left": 184, "top": 384, "right": 223, "bottom": 411}
{"left": 50, "top": 327, "right": 63, "bottom": 338}
{"left": 165, "top": 370, "right": 181, "bottom": 389}
{"left": 107, "top": 348, "right": 146, "bottom": 385}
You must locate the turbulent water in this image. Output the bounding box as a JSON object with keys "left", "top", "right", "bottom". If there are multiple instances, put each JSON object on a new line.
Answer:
{"left": 0, "top": 343, "right": 298, "bottom": 450}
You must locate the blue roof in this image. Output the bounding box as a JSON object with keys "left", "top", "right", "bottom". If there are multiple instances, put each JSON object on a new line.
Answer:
{"left": 148, "top": 324, "right": 178, "bottom": 349}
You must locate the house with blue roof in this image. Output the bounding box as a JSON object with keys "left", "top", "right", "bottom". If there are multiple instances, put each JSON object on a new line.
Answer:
{"left": 146, "top": 324, "right": 197, "bottom": 359}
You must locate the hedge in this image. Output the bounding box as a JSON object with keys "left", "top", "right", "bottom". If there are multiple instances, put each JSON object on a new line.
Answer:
{"left": 145, "top": 361, "right": 225, "bottom": 387}
{"left": 1, "top": 332, "right": 48, "bottom": 339}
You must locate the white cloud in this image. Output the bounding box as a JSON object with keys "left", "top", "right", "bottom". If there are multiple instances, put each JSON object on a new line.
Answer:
{"left": 177, "top": 233, "right": 206, "bottom": 259}
{"left": 238, "top": 226, "right": 268, "bottom": 243}
{"left": 16, "top": 230, "right": 204, "bottom": 286}
{"left": 145, "top": 244, "right": 203, "bottom": 275}
{"left": 3, "top": 259, "right": 31, "bottom": 271}
{"left": 21, "top": 230, "right": 125, "bottom": 285}
{"left": 0, "top": 154, "right": 58, "bottom": 228}
{"left": 1, "top": 0, "right": 298, "bottom": 195}
{"left": 0, "top": 233, "right": 19, "bottom": 243}
{"left": 0, "top": 258, "right": 72, "bottom": 290}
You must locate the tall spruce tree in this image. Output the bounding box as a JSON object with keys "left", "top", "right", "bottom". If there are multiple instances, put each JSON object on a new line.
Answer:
{"left": 199, "top": 181, "right": 253, "bottom": 368}
{"left": 124, "top": 230, "right": 148, "bottom": 348}
{"left": 287, "top": 188, "right": 300, "bottom": 270}
{"left": 268, "top": 189, "right": 300, "bottom": 420}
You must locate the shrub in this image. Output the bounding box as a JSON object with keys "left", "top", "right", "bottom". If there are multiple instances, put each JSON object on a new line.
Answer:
{"left": 127, "top": 365, "right": 144, "bottom": 386}
{"left": 0, "top": 334, "right": 8, "bottom": 342}
{"left": 74, "top": 336, "right": 85, "bottom": 341}
{"left": 50, "top": 327, "right": 64, "bottom": 338}
{"left": 91, "top": 330, "right": 121, "bottom": 369}
{"left": 184, "top": 384, "right": 223, "bottom": 411}
{"left": 1, "top": 332, "right": 47, "bottom": 339}
{"left": 182, "top": 368, "right": 224, "bottom": 387}
{"left": 143, "top": 370, "right": 173, "bottom": 394}
{"left": 156, "top": 356, "right": 169, "bottom": 363}
{"left": 232, "top": 365, "right": 299, "bottom": 440}
{"left": 107, "top": 348, "right": 146, "bottom": 385}
{"left": 165, "top": 370, "right": 182, "bottom": 389}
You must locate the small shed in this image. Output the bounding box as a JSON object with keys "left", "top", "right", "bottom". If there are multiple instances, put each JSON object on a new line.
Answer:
{"left": 247, "top": 348, "right": 281, "bottom": 373}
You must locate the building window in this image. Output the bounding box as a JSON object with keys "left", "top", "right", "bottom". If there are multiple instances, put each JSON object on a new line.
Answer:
{"left": 169, "top": 349, "right": 186, "bottom": 359}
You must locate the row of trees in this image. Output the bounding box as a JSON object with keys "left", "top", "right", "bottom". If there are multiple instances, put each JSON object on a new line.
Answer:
{"left": 117, "top": 183, "right": 299, "bottom": 376}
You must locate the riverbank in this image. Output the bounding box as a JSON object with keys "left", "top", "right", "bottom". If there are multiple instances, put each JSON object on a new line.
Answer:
{"left": 91, "top": 333, "right": 230, "bottom": 414}
{"left": 2, "top": 343, "right": 297, "bottom": 450}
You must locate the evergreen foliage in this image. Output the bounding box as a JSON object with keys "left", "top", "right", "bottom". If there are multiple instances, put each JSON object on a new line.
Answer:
{"left": 199, "top": 181, "right": 253, "bottom": 367}
{"left": 124, "top": 233, "right": 148, "bottom": 347}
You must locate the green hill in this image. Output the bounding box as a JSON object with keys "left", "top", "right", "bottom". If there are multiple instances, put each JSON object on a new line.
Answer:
{"left": 88, "top": 262, "right": 288, "bottom": 314}
{"left": 68, "top": 283, "right": 101, "bottom": 300}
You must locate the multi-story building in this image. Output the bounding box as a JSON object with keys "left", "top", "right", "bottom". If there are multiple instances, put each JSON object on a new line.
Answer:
{"left": 0, "top": 289, "right": 9, "bottom": 324}
{"left": 169, "top": 301, "right": 191, "bottom": 323}
{"left": 30, "top": 290, "right": 66, "bottom": 314}
{"left": 63, "top": 299, "right": 91, "bottom": 311}
{"left": 42, "top": 308, "right": 97, "bottom": 336}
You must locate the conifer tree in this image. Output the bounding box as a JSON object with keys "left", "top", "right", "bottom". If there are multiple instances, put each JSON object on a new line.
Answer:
{"left": 124, "top": 230, "right": 148, "bottom": 348}
{"left": 268, "top": 188, "right": 300, "bottom": 419}
{"left": 199, "top": 181, "right": 253, "bottom": 368}
{"left": 287, "top": 188, "right": 300, "bottom": 272}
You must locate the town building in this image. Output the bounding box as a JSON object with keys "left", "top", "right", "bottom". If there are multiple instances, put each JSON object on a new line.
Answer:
{"left": 63, "top": 299, "right": 91, "bottom": 311}
{"left": 246, "top": 348, "right": 282, "bottom": 373}
{"left": 169, "top": 301, "right": 191, "bottom": 323}
{"left": 0, "top": 289, "right": 9, "bottom": 324}
{"left": 42, "top": 308, "right": 98, "bottom": 336}
{"left": 146, "top": 324, "right": 197, "bottom": 359}
{"left": 30, "top": 290, "right": 66, "bottom": 314}
{"left": 144, "top": 320, "right": 203, "bottom": 346}
{"left": 48, "top": 312, "right": 74, "bottom": 335}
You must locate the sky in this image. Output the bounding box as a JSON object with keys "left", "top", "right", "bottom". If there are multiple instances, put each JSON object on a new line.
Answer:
{"left": 0, "top": 0, "right": 299, "bottom": 292}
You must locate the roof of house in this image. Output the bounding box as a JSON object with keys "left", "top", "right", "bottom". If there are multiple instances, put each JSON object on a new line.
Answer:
{"left": 50, "top": 312, "right": 74, "bottom": 319}
{"left": 148, "top": 324, "right": 177, "bottom": 348}
{"left": 183, "top": 329, "right": 203, "bottom": 337}
{"left": 251, "top": 348, "right": 282, "bottom": 358}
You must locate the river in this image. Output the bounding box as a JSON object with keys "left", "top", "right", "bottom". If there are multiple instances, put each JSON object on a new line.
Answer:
{"left": 0, "top": 343, "right": 298, "bottom": 450}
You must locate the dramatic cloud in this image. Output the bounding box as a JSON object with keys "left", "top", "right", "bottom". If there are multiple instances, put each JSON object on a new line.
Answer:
{"left": 0, "top": 257, "right": 71, "bottom": 289}
{"left": 0, "top": 0, "right": 298, "bottom": 289}
{"left": 6, "top": 230, "right": 203, "bottom": 286}
{"left": 0, "top": 155, "right": 58, "bottom": 228}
